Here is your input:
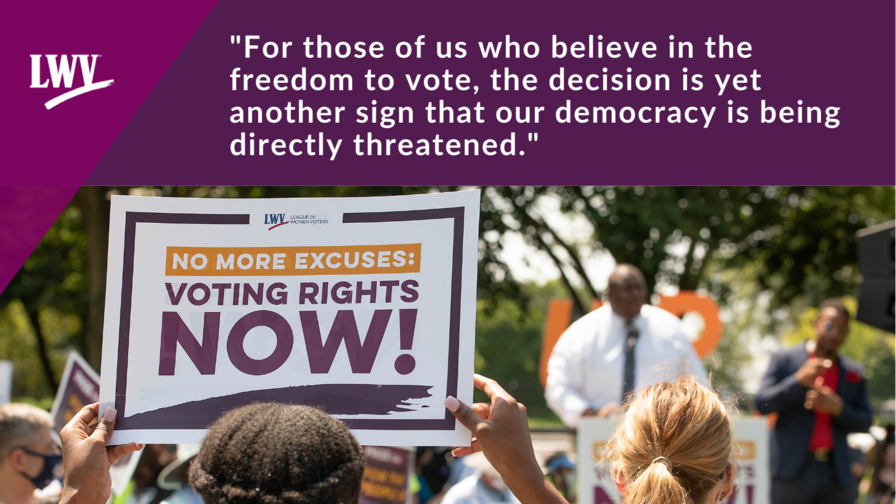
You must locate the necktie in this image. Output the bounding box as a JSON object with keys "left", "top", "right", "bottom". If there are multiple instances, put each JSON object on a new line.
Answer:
{"left": 622, "top": 321, "right": 639, "bottom": 400}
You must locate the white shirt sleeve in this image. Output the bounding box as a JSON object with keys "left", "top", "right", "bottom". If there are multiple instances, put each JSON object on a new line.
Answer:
{"left": 544, "top": 323, "right": 591, "bottom": 428}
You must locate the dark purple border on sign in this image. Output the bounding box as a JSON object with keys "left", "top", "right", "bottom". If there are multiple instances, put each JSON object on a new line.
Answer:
{"left": 115, "top": 212, "right": 251, "bottom": 420}
{"left": 342, "top": 206, "right": 464, "bottom": 431}
{"left": 114, "top": 207, "right": 463, "bottom": 432}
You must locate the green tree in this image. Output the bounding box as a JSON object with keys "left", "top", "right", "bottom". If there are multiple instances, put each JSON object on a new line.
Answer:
{"left": 473, "top": 281, "right": 566, "bottom": 421}
{"left": 2, "top": 186, "right": 892, "bottom": 408}
{"left": 479, "top": 187, "right": 894, "bottom": 315}
{"left": 479, "top": 186, "right": 894, "bottom": 401}
{"left": 0, "top": 205, "right": 88, "bottom": 395}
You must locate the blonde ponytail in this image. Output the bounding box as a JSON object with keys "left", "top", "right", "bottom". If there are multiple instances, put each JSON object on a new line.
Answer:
{"left": 608, "top": 376, "right": 733, "bottom": 504}
{"left": 623, "top": 457, "right": 689, "bottom": 504}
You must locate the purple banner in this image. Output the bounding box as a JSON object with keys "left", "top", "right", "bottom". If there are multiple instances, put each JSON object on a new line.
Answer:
{"left": 85, "top": 0, "right": 893, "bottom": 185}
{"left": 1, "top": 0, "right": 893, "bottom": 295}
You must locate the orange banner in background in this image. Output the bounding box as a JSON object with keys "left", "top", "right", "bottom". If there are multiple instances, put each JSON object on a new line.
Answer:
{"left": 538, "top": 292, "right": 721, "bottom": 387}
{"left": 656, "top": 292, "right": 722, "bottom": 358}
{"left": 538, "top": 299, "right": 574, "bottom": 388}
{"left": 165, "top": 244, "right": 422, "bottom": 276}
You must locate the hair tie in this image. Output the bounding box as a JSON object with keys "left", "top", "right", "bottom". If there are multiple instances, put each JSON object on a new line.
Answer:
{"left": 651, "top": 456, "right": 672, "bottom": 470}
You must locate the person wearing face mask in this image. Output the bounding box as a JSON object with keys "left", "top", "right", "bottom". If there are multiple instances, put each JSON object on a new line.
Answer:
{"left": 440, "top": 452, "right": 520, "bottom": 504}
{"left": 0, "top": 403, "right": 63, "bottom": 504}
{"left": 756, "top": 298, "right": 873, "bottom": 504}
{"left": 545, "top": 263, "right": 708, "bottom": 428}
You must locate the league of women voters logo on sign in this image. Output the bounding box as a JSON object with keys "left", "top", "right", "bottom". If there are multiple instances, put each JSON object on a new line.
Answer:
{"left": 98, "top": 191, "right": 480, "bottom": 447}
{"left": 30, "top": 54, "right": 114, "bottom": 110}
{"left": 264, "top": 212, "right": 330, "bottom": 229}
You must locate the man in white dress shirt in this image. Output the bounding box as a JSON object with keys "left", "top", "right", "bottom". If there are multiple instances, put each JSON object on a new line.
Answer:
{"left": 545, "top": 264, "right": 708, "bottom": 428}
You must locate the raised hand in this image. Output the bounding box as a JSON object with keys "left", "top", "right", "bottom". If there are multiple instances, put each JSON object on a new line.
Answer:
{"left": 805, "top": 376, "right": 843, "bottom": 415}
{"left": 445, "top": 374, "right": 568, "bottom": 504}
{"left": 796, "top": 358, "right": 832, "bottom": 388}
{"left": 59, "top": 404, "right": 143, "bottom": 504}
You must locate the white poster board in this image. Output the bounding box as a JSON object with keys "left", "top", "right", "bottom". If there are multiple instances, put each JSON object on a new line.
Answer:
{"left": 109, "top": 447, "right": 144, "bottom": 496}
{"left": 99, "top": 192, "right": 480, "bottom": 447}
{"left": 577, "top": 417, "right": 769, "bottom": 504}
{"left": 0, "top": 360, "right": 12, "bottom": 405}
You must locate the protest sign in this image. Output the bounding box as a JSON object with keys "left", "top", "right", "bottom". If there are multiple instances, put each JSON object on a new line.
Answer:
{"left": 577, "top": 417, "right": 769, "bottom": 504}
{"left": 109, "top": 447, "right": 144, "bottom": 497}
{"left": 359, "top": 446, "right": 413, "bottom": 504}
{"left": 50, "top": 351, "right": 100, "bottom": 434}
{"left": 0, "top": 360, "right": 12, "bottom": 405}
{"left": 99, "top": 191, "right": 480, "bottom": 446}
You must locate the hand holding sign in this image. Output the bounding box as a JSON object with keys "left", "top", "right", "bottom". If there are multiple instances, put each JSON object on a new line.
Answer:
{"left": 59, "top": 405, "right": 142, "bottom": 504}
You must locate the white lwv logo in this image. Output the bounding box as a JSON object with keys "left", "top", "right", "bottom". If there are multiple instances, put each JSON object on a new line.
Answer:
{"left": 30, "top": 54, "right": 114, "bottom": 110}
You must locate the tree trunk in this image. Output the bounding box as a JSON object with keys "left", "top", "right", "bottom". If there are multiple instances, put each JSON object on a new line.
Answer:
{"left": 24, "top": 305, "right": 58, "bottom": 391}
{"left": 74, "top": 187, "right": 110, "bottom": 371}
{"left": 527, "top": 230, "right": 587, "bottom": 315}
{"left": 536, "top": 217, "right": 600, "bottom": 299}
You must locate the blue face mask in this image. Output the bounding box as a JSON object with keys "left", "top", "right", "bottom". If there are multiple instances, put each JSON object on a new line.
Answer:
{"left": 18, "top": 447, "right": 62, "bottom": 490}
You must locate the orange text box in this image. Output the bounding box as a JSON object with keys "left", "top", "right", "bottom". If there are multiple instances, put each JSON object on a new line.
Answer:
{"left": 165, "top": 244, "right": 421, "bottom": 276}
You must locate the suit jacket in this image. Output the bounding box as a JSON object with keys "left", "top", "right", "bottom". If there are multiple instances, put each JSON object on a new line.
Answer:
{"left": 755, "top": 344, "right": 872, "bottom": 486}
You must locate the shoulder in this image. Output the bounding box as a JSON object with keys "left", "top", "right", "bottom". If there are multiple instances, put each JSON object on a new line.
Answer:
{"left": 837, "top": 354, "right": 865, "bottom": 381}
{"left": 559, "top": 306, "right": 611, "bottom": 340}
{"left": 571, "top": 305, "right": 612, "bottom": 327}
{"left": 641, "top": 304, "right": 685, "bottom": 326}
{"left": 640, "top": 305, "right": 687, "bottom": 343}
{"left": 767, "top": 344, "right": 808, "bottom": 368}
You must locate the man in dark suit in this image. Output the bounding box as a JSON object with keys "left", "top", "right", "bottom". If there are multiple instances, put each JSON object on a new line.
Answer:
{"left": 757, "top": 299, "right": 873, "bottom": 504}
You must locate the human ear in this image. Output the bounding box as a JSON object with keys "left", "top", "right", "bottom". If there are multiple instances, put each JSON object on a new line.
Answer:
{"left": 719, "top": 464, "right": 738, "bottom": 501}
{"left": 612, "top": 462, "right": 627, "bottom": 495}
{"left": 9, "top": 448, "right": 28, "bottom": 472}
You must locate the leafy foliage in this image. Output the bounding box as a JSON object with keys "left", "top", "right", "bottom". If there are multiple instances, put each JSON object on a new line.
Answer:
{"left": 0, "top": 206, "right": 88, "bottom": 393}
{"left": 472, "top": 281, "right": 566, "bottom": 421}
{"left": 0, "top": 186, "right": 892, "bottom": 416}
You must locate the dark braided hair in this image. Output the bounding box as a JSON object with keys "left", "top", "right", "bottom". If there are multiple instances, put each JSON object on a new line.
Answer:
{"left": 190, "top": 403, "right": 366, "bottom": 504}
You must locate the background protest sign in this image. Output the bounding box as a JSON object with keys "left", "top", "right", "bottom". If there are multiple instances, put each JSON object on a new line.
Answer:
{"left": 0, "top": 361, "right": 12, "bottom": 405}
{"left": 99, "top": 191, "right": 479, "bottom": 446}
{"left": 577, "top": 418, "right": 769, "bottom": 504}
{"left": 50, "top": 351, "right": 100, "bottom": 434}
{"left": 360, "top": 446, "right": 414, "bottom": 504}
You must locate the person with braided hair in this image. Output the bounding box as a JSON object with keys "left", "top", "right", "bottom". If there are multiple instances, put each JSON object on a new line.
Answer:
{"left": 57, "top": 403, "right": 363, "bottom": 504}
{"left": 188, "top": 403, "right": 366, "bottom": 504}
